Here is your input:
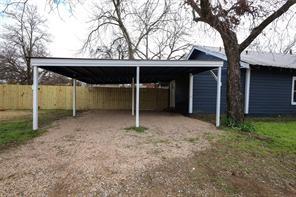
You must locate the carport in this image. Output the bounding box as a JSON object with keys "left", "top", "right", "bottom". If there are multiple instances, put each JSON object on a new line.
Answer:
{"left": 31, "top": 58, "right": 223, "bottom": 130}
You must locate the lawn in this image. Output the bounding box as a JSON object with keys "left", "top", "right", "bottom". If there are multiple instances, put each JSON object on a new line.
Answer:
{"left": 251, "top": 118, "right": 296, "bottom": 153}
{"left": 0, "top": 110, "right": 71, "bottom": 149}
{"left": 191, "top": 116, "right": 296, "bottom": 195}
{"left": 134, "top": 115, "right": 296, "bottom": 196}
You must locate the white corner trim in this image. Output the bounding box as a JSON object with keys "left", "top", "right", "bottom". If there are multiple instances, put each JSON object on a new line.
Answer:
{"left": 188, "top": 73, "right": 193, "bottom": 114}
{"left": 291, "top": 76, "right": 296, "bottom": 105}
{"left": 244, "top": 67, "right": 251, "bottom": 114}
{"left": 216, "top": 67, "right": 222, "bottom": 127}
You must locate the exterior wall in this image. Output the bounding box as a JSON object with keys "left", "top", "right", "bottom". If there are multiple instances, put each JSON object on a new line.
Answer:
{"left": 190, "top": 50, "right": 247, "bottom": 114}
{"left": 249, "top": 67, "right": 296, "bottom": 115}
{"left": 193, "top": 67, "right": 227, "bottom": 113}
{"left": 190, "top": 48, "right": 296, "bottom": 115}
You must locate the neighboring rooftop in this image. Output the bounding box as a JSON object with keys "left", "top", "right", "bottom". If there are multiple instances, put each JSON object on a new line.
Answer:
{"left": 190, "top": 45, "right": 296, "bottom": 69}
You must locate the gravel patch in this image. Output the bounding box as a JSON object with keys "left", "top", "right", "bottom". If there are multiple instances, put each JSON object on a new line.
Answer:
{"left": 0, "top": 110, "right": 218, "bottom": 195}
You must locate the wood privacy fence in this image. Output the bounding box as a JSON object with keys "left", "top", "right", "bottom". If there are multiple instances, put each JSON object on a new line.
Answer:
{"left": 0, "top": 85, "right": 169, "bottom": 110}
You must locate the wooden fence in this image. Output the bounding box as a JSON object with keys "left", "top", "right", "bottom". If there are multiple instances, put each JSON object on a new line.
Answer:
{"left": 0, "top": 85, "right": 169, "bottom": 110}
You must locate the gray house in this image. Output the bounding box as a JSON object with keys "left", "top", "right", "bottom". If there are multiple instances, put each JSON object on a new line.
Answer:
{"left": 173, "top": 46, "right": 296, "bottom": 116}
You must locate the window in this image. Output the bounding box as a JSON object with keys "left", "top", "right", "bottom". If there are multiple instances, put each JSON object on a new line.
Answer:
{"left": 292, "top": 77, "right": 296, "bottom": 105}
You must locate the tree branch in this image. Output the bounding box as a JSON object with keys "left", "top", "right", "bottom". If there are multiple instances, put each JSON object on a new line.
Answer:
{"left": 239, "top": 0, "right": 296, "bottom": 52}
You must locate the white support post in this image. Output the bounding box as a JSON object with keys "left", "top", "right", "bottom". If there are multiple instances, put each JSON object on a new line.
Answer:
{"left": 136, "top": 67, "right": 140, "bottom": 127}
{"left": 216, "top": 67, "right": 222, "bottom": 127}
{"left": 188, "top": 73, "right": 193, "bottom": 114}
{"left": 73, "top": 79, "right": 76, "bottom": 117}
{"left": 132, "top": 77, "right": 135, "bottom": 116}
{"left": 33, "top": 66, "right": 38, "bottom": 130}
{"left": 244, "top": 67, "right": 251, "bottom": 114}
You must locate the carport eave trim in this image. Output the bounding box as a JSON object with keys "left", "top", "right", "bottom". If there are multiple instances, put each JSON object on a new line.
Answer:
{"left": 31, "top": 58, "right": 223, "bottom": 68}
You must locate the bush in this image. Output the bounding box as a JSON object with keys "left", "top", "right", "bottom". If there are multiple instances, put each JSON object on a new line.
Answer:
{"left": 240, "top": 122, "right": 256, "bottom": 132}
{"left": 223, "top": 118, "right": 256, "bottom": 132}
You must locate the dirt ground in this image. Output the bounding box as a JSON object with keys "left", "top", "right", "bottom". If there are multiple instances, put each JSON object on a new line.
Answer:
{"left": 0, "top": 110, "right": 31, "bottom": 121}
{"left": 0, "top": 110, "right": 218, "bottom": 196}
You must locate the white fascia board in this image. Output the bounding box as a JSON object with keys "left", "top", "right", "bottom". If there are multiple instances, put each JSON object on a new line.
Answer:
{"left": 31, "top": 58, "right": 223, "bottom": 68}
{"left": 192, "top": 46, "right": 227, "bottom": 61}
{"left": 190, "top": 46, "right": 249, "bottom": 69}
{"left": 185, "top": 47, "right": 196, "bottom": 60}
{"left": 240, "top": 61, "right": 250, "bottom": 68}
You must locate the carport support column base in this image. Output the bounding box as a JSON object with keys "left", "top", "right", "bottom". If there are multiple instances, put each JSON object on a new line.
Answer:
{"left": 216, "top": 67, "right": 222, "bottom": 127}
{"left": 33, "top": 66, "right": 38, "bottom": 130}
{"left": 136, "top": 67, "right": 140, "bottom": 127}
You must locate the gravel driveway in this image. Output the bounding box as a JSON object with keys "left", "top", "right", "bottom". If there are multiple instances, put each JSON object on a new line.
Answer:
{"left": 0, "top": 110, "right": 218, "bottom": 196}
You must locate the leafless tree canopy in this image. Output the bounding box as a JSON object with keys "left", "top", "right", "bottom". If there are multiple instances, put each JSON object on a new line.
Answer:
{"left": 83, "top": 0, "right": 191, "bottom": 60}
{"left": 0, "top": 3, "right": 71, "bottom": 85}
{"left": 0, "top": 4, "right": 50, "bottom": 84}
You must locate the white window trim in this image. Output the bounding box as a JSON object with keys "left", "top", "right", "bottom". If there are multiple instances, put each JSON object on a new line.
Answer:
{"left": 291, "top": 76, "right": 296, "bottom": 105}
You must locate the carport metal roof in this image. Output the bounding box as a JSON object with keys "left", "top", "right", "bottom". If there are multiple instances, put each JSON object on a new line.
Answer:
{"left": 30, "top": 57, "right": 223, "bottom": 131}
{"left": 31, "top": 57, "right": 222, "bottom": 84}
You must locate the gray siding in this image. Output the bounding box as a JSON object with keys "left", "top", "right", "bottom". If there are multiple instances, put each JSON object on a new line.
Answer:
{"left": 249, "top": 67, "right": 296, "bottom": 115}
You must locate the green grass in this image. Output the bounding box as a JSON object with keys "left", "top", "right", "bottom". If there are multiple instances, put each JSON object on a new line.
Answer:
{"left": 252, "top": 119, "right": 296, "bottom": 154}
{"left": 0, "top": 110, "right": 71, "bottom": 149}
{"left": 124, "top": 126, "right": 148, "bottom": 133}
{"left": 214, "top": 116, "right": 296, "bottom": 154}
{"left": 189, "top": 130, "right": 296, "bottom": 196}
{"left": 187, "top": 116, "right": 296, "bottom": 195}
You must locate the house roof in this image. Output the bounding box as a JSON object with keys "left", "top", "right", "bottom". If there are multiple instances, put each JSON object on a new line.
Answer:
{"left": 189, "top": 45, "right": 296, "bottom": 69}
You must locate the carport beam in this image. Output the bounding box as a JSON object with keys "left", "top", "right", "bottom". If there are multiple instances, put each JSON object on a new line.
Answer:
{"left": 33, "top": 66, "right": 38, "bottom": 130}
{"left": 136, "top": 67, "right": 140, "bottom": 127}
{"left": 73, "top": 79, "right": 76, "bottom": 117}
{"left": 216, "top": 67, "right": 222, "bottom": 127}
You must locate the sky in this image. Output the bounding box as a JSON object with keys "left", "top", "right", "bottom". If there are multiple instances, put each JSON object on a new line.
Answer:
{"left": 0, "top": 0, "right": 295, "bottom": 57}
{"left": 34, "top": 0, "right": 91, "bottom": 57}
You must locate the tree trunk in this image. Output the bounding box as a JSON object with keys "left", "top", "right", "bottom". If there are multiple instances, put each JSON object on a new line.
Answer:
{"left": 222, "top": 33, "right": 244, "bottom": 123}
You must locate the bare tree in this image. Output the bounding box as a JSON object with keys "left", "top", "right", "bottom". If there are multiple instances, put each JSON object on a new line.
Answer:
{"left": 283, "top": 34, "right": 296, "bottom": 54}
{"left": 0, "top": 4, "right": 50, "bottom": 84}
{"left": 83, "top": 0, "right": 191, "bottom": 60}
{"left": 185, "top": 0, "right": 296, "bottom": 123}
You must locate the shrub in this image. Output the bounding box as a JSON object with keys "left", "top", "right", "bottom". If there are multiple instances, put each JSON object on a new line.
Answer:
{"left": 223, "top": 117, "right": 256, "bottom": 132}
